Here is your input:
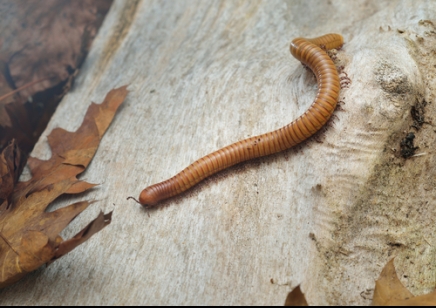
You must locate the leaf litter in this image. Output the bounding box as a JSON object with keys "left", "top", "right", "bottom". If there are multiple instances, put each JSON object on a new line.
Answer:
{"left": 0, "top": 86, "right": 128, "bottom": 288}
{"left": 372, "top": 258, "right": 436, "bottom": 306}
{"left": 284, "top": 285, "right": 308, "bottom": 306}
{"left": 283, "top": 257, "right": 436, "bottom": 305}
{"left": 0, "top": 0, "right": 113, "bottom": 155}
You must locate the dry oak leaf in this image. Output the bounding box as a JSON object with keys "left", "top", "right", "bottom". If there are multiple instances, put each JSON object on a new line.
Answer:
{"left": 0, "top": 140, "right": 26, "bottom": 208}
{"left": 0, "top": 86, "right": 128, "bottom": 288}
{"left": 373, "top": 258, "right": 436, "bottom": 306}
{"left": 284, "top": 285, "right": 308, "bottom": 306}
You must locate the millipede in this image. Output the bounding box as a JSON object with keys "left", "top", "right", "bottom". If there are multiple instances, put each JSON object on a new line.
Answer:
{"left": 134, "top": 33, "right": 344, "bottom": 207}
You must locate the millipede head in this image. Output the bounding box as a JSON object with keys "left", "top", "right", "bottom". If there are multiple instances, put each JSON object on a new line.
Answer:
{"left": 127, "top": 195, "right": 154, "bottom": 207}
{"left": 139, "top": 189, "right": 159, "bottom": 207}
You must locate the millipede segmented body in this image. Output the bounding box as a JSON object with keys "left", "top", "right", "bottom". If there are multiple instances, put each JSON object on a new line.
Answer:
{"left": 139, "top": 33, "right": 344, "bottom": 206}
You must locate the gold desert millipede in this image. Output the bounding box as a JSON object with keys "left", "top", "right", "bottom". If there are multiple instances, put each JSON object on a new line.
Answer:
{"left": 135, "top": 33, "right": 344, "bottom": 207}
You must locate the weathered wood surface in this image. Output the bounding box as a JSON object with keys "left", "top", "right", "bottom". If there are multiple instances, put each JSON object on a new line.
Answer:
{"left": 2, "top": 0, "right": 436, "bottom": 305}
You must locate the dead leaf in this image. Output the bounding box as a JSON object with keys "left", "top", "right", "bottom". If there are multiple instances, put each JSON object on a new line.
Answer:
{"left": 285, "top": 285, "right": 308, "bottom": 306}
{"left": 0, "top": 86, "right": 128, "bottom": 288}
{"left": 0, "top": 0, "right": 113, "bottom": 156}
{"left": 0, "top": 139, "right": 26, "bottom": 208}
{"left": 1, "top": 0, "right": 113, "bottom": 97}
{"left": 53, "top": 211, "right": 112, "bottom": 259}
{"left": 373, "top": 258, "right": 436, "bottom": 305}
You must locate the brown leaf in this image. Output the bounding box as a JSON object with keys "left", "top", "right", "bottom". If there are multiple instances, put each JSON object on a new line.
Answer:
{"left": 1, "top": 0, "right": 113, "bottom": 98}
{"left": 373, "top": 258, "right": 436, "bottom": 306}
{"left": 0, "top": 86, "right": 128, "bottom": 289}
{"left": 65, "top": 181, "right": 99, "bottom": 194}
{"left": 0, "top": 139, "right": 26, "bottom": 209}
{"left": 54, "top": 211, "right": 112, "bottom": 259}
{"left": 0, "top": 0, "right": 113, "bottom": 156}
{"left": 285, "top": 285, "right": 308, "bottom": 306}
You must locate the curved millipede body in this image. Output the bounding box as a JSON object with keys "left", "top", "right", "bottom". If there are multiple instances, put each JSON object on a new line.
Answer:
{"left": 138, "top": 33, "right": 344, "bottom": 206}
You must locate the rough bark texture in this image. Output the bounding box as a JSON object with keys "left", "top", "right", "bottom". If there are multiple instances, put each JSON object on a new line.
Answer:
{"left": 1, "top": 0, "right": 436, "bottom": 305}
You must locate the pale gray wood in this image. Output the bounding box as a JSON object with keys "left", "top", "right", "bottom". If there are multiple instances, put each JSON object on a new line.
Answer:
{"left": 1, "top": 0, "right": 436, "bottom": 305}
